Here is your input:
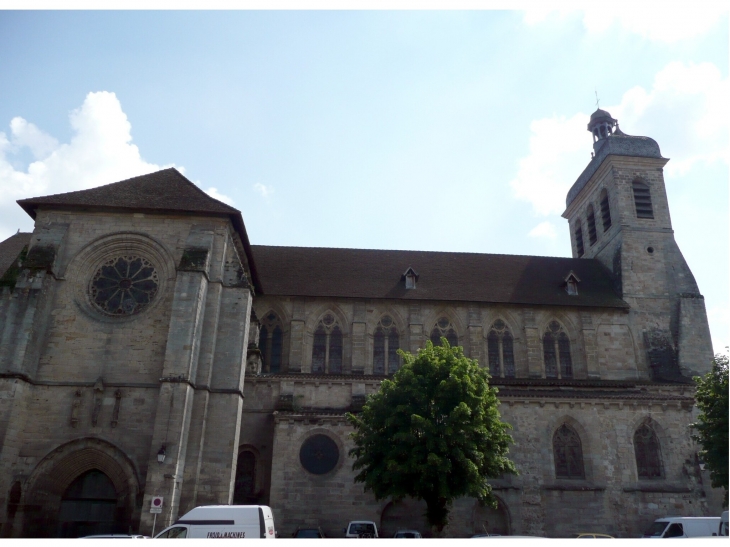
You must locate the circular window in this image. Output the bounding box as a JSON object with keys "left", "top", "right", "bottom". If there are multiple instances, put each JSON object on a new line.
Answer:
{"left": 89, "top": 255, "right": 160, "bottom": 316}
{"left": 299, "top": 434, "right": 340, "bottom": 475}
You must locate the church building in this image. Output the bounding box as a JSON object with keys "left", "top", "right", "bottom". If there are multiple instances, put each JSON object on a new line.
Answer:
{"left": 0, "top": 109, "right": 721, "bottom": 537}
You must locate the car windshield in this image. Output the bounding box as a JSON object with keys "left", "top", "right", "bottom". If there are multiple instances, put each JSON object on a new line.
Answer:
{"left": 295, "top": 529, "right": 321, "bottom": 538}
{"left": 643, "top": 522, "right": 668, "bottom": 537}
{"left": 350, "top": 524, "right": 375, "bottom": 534}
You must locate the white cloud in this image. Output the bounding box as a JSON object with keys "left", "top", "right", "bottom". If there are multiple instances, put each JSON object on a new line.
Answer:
{"left": 0, "top": 91, "right": 185, "bottom": 239}
{"left": 523, "top": 5, "right": 725, "bottom": 43}
{"left": 528, "top": 221, "right": 558, "bottom": 240}
{"left": 206, "top": 186, "right": 234, "bottom": 206}
{"left": 510, "top": 61, "right": 729, "bottom": 215}
{"left": 254, "top": 182, "right": 274, "bottom": 198}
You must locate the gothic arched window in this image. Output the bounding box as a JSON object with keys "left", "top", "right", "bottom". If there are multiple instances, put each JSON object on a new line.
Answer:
{"left": 259, "top": 312, "right": 283, "bottom": 373}
{"left": 543, "top": 321, "right": 573, "bottom": 379}
{"left": 233, "top": 450, "right": 257, "bottom": 504}
{"left": 587, "top": 205, "right": 597, "bottom": 246}
{"left": 311, "top": 313, "right": 343, "bottom": 374}
{"left": 634, "top": 424, "right": 664, "bottom": 479}
{"left": 633, "top": 180, "right": 654, "bottom": 219}
{"left": 430, "top": 317, "right": 458, "bottom": 347}
{"left": 600, "top": 189, "right": 612, "bottom": 231}
{"left": 553, "top": 424, "right": 585, "bottom": 479}
{"left": 373, "top": 315, "right": 400, "bottom": 375}
{"left": 574, "top": 221, "right": 585, "bottom": 257}
{"left": 487, "top": 320, "right": 515, "bottom": 378}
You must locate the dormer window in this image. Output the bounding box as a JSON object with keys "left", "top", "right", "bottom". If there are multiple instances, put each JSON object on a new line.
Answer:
{"left": 402, "top": 267, "right": 419, "bottom": 290}
{"left": 564, "top": 271, "right": 580, "bottom": 296}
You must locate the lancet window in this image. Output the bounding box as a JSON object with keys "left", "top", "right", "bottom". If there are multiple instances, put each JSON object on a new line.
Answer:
{"left": 373, "top": 315, "right": 400, "bottom": 375}
{"left": 600, "top": 189, "right": 612, "bottom": 231}
{"left": 487, "top": 319, "right": 515, "bottom": 378}
{"left": 587, "top": 205, "right": 597, "bottom": 246}
{"left": 312, "top": 313, "right": 343, "bottom": 374}
{"left": 634, "top": 423, "right": 664, "bottom": 479}
{"left": 574, "top": 221, "right": 585, "bottom": 257}
{"left": 259, "top": 312, "right": 283, "bottom": 373}
{"left": 430, "top": 317, "right": 458, "bottom": 347}
{"left": 633, "top": 180, "right": 654, "bottom": 219}
{"left": 543, "top": 320, "right": 573, "bottom": 379}
{"left": 553, "top": 424, "right": 585, "bottom": 479}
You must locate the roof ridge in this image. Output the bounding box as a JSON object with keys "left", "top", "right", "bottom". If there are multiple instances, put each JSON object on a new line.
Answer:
{"left": 250, "top": 244, "right": 584, "bottom": 261}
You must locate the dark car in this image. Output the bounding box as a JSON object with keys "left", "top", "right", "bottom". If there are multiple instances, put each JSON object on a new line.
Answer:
{"left": 293, "top": 527, "right": 325, "bottom": 538}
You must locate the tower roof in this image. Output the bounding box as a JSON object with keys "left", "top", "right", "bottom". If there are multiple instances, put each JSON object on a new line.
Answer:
{"left": 16, "top": 168, "right": 262, "bottom": 291}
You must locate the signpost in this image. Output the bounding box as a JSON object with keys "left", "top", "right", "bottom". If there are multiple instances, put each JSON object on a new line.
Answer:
{"left": 150, "top": 496, "right": 163, "bottom": 537}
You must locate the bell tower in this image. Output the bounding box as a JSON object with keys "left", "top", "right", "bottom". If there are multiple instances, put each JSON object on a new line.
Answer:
{"left": 562, "top": 109, "right": 713, "bottom": 381}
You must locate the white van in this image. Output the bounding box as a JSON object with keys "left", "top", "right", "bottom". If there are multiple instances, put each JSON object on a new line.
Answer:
{"left": 154, "top": 505, "right": 276, "bottom": 539}
{"left": 642, "top": 517, "right": 721, "bottom": 538}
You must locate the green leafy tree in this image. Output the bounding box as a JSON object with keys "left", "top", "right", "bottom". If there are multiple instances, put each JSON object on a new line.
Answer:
{"left": 692, "top": 354, "right": 729, "bottom": 506}
{"left": 347, "top": 340, "right": 517, "bottom": 534}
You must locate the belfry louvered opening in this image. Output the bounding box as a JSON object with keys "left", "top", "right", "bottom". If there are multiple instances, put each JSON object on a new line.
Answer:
{"left": 632, "top": 180, "right": 654, "bottom": 219}
{"left": 587, "top": 205, "right": 597, "bottom": 246}
{"left": 574, "top": 222, "right": 584, "bottom": 257}
{"left": 599, "top": 189, "right": 612, "bottom": 230}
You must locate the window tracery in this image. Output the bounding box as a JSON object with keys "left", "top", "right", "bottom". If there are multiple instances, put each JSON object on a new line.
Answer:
{"left": 373, "top": 315, "right": 400, "bottom": 375}
{"left": 553, "top": 424, "right": 585, "bottom": 479}
{"left": 634, "top": 423, "right": 663, "bottom": 479}
{"left": 259, "top": 312, "right": 283, "bottom": 373}
{"left": 430, "top": 317, "right": 458, "bottom": 347}
{"left": 543, "top": 321, "right": 573, "bottom": 379}
{"left": 89, "top": 255, "right": 159, "bottom": 316}
{"left": 487, "top": 319, "right": 515, "bottom": 378}
{"left": 312, "top": 313, "right": 343, "bottom": 374}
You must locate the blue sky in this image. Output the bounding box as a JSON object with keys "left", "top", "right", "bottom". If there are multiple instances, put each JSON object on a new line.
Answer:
{"left": 0, "top": 9, "right": 727, "bottom": 353}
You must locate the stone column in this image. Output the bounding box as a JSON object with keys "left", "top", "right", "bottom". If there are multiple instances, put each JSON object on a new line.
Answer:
{"left": 288, "top": 299, "right": 306, "bottom": 373}
{"left": 580, "top": 311, "right": 600, "bottom": 379}
{"left": 523, "top": 309, "right": 543, "bottom": 378}
{"left": 351, "top": 302, "right": 366, "bottom": 374}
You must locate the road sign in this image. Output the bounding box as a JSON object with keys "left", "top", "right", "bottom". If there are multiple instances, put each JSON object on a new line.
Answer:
{"left": 151, "top": 496, "right": 163, "bottom": 514}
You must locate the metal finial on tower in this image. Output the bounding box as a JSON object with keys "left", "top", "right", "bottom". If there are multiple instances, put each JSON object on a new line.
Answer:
{"left": 595, "top": 89, "right": 600, "bottom": 110}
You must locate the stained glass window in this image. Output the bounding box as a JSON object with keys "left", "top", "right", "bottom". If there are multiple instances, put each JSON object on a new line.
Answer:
{"left": 373, "top": 316, "right": 400, "bottom": 375}
{"left": 553, "top": 424, "right": 585, "bottom": 479}
{"left": 311, "top": 313, "right": 344, "bottom": 374}
{"left": 90, "top": 256, "right": 159, "bottom": 316}
{"left": 487, "top": 320, "right": 516, "bottom": 378}
{"left": 259, "top": 312, "right": 284, "bottom": 373}
{"left": 431, "top": 317, "right": 458, "bottom": 347}
{"left": 634, "top": 424, "right": 663, "bottom": 479}
{"left": 543, "top": 321, "right": 572, "bottom": 379}
{"left": 300, "top": 434, "right": 339, "bottom": 475}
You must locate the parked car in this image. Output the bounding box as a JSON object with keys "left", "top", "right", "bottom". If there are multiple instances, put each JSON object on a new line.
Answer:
{"left": 574, "top": 533, "right": 614, "bottom": 538}
{"left": 344, "top": 521, "right": 379, "bottom": 538}
{"left": 293, "top": 527, "right": 325, "bottom": 538}
{"left": 393, "top": 530, "right": 422, "bottom": 538}
{"left": 642, "top": 517, "right": 720, "bottom": 538}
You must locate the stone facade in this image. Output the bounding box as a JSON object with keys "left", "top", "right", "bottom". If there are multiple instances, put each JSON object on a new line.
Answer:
{"left": 0, "top": 112, "right": 722, "bottom": 538}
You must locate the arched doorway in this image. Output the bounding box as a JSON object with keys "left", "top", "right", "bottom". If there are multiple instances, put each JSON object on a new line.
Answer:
{"left": 58, "top": 470, "right": 120, "bottom": 537}
{"left": 22, "top": 438, "right": 139, "bottom": 538}
{"left": 472, "top": 497, "right": 510, "bottom": 536}
{"left": 233, "top": 451, "right": 258, "bottom": 504}
{"left": 380, "top": 498, "right": 430, "bottom": 538}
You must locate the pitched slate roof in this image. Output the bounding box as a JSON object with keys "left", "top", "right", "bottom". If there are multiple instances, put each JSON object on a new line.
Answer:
{"left": 251, "top": 245, "right": 628, "bottom": 309}
{"left": 16, "top": 169, "right": 261, "bottom": 291}
{"left": 0, "top": 232, "right": 31, "bottom": 279}
{"left": 17, "top": 168, "right": 238, "bottom": 218}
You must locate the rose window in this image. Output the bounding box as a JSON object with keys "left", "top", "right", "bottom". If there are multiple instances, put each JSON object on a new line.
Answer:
{"left": 90, "top": 256, "right": 159, "bottom": 316}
